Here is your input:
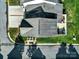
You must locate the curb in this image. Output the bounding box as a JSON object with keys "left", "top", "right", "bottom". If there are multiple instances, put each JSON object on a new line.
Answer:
{"left": 8, "top": 32, "right": 15, "bottom": 43}
{"left": 36, "top": 43, "right": 79, "bottom": 46}
{"left": 24, "top": 43, "right": 79, "bottom": 46}
{"left": 7, "top": 33, "right": 79, "bottom": 46}
{"left": 0, "top": 43, "right": 79, "bottom": 46}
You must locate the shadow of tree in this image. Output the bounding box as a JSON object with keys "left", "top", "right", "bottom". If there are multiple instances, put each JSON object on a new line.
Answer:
{"left": 68, "top": 44, "right": 79, "bottom": 59}
{"left": 0, "top": 49, "right": 3, "bottom": 59}
{"left": 56, "top": 42, "right": 69, "bottom": 59}
{"left": 26, "top": 44, "right": 46, "bottom": 59}
{"left": 56, "top": 42, "right": 79, "bottom": 59}
{"left": 8, "top": 34, "right": 24, "bottom": 59}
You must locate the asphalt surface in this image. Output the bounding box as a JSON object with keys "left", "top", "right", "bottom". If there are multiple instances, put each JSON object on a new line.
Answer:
{"left": 0, "top": 0, "right": 10, "bottom": 43}
{"left": 0, "top": 45, "right": 79, "bottom": 59}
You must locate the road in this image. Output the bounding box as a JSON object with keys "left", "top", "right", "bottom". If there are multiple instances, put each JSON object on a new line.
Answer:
{"left": 0, "top": 44, "right": 79, "bottom": 59}
{"left": 0, "top": 0, "right": 10, "bottom": 43}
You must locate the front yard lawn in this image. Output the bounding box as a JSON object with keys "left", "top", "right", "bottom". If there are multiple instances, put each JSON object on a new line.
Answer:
{"left": 37, "top": 0, "right": 79, "bottom": 44}
{"left": 9, "top": 28, "right": 19, "bottom": 41}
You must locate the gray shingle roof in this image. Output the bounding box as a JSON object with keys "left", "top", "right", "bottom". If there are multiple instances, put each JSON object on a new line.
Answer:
{"left": 21, "top": 0, "right": 33, "bottom": 3}
{"left": 25, "top": 6, "right": 57, "bottom": 19}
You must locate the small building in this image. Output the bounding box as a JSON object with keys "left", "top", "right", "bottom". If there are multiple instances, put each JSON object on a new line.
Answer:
{"left": 20, "top": 0, "right": 64, "bottom": 37}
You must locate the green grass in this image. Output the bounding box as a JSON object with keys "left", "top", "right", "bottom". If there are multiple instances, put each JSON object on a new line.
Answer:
{"left": 8, "top": 0, "right": 20, "bottom": 5}
{"left": 9, "top": 28, "right": 19, "bottom": 41}
{"left": 37, "top": 0, "right": 79, "bottom": 44}
{"left": 9, "top": 28, "right": 27, "bottom": 42}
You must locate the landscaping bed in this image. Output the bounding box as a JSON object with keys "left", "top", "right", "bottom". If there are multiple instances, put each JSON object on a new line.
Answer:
{"left": 9, "top": 28, "right": 19, "bottom": 41}
{"left": 8, "top": 28, "right": 27, "bottom": 43}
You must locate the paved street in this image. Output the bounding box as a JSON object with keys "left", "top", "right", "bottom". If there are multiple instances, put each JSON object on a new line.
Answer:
{"left": 0, "top": 44, "right": 79, "bottom": 59}
{"left": 0, "top": 0, "right": 10, "bottom": 43}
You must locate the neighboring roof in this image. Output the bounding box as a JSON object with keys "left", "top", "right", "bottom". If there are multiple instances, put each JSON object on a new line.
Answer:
{"left": 20, "top": 19, "right": 33, "bottom": 27}
{"left": 25, "top": 6, "right": 57, "bottom": 19}
{"left": 23, "top": 0, "right": 56, "bottom": 7}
